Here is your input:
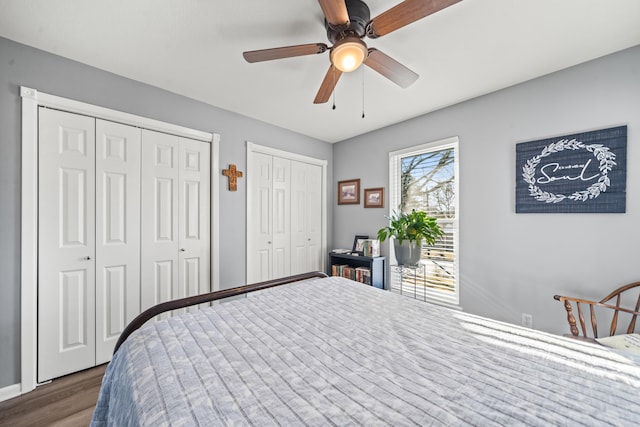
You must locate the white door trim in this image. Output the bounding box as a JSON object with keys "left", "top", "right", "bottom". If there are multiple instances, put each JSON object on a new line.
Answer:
{"left": 246, "top": 142, "right": 328, "bottom": 281}
{"left": 20, "top": 86, "right": 220, "bottom": 394}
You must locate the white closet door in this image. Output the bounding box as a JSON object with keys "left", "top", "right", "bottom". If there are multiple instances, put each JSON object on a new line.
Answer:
{"left": 141, "top": 130, "right": 180, "bottom": 317}
{"left": 38, "top": 108, "right": 96, "bottom": 382}
{"left": 272, "top": 157, "right": 291, "bottom": 279}
{"left": 291, "top": 161, "right": 323, "bottom": 274}
{"left": 178, "top": 137, "right": 210, "bottom": 312}
{"left": 247, "top": 152, "right": 273, "bottom": 283}
{"left": 95, "top": 120, "right": 141, "bottom": 363}
{"left": 306, "top": 163, "right": 323, "bottom": 272}
{"left": 141, "top": 130, "right": 210, "bottom": 316}
{"left": 290, "top": 161, "right": 307, "bottom": 275}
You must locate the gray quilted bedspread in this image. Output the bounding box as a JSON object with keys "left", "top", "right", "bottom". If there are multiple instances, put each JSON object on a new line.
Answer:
{"left": 91, "top": 276, "right": 640, "bottom": 426}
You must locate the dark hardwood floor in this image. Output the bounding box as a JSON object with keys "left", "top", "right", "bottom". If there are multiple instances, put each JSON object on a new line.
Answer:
{"left": 0, "top": 364, "right": 107, "bottom": 427}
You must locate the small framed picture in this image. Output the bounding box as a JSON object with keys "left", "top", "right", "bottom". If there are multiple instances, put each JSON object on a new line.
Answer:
{"left": 364, "top": 187, "right": 384, "bottom": 208}
{"left": 352, "top": 235, "right": 369, "bottom": 254}
{"left": 338, "top": 179, "right": 360, "bottom": 205}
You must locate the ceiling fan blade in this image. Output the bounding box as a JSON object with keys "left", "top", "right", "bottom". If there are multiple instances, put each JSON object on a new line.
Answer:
{"left": 314, "top": 65, "right": 343, "bottom": 104}
{"left": 317, "top": 0, "right": 350, "bottom": 30}
{"left": 368, "top": 0, "right": 462, "bottom": 38}
{"left": 364, "top": 48, "right": 418, "bottom": 88}
{"left": 243, "top": 43, "right": 328, "bottom": 63}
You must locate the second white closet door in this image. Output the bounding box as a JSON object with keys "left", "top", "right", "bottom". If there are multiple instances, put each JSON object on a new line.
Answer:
{"left": 95, "top": 119, "right": 141, "bottom": 364}
{"left": 38, "top": 108, "right": 96, "bottom": 382}
{"left": 247, "top": 153, "right": 292, "bottom": 283}
{"left": 179, "top": 137, "right": 211, "bottom": 311}
{"left": 272, "top": 157, "right": 292, "bottom": 279}
{"left": 291, "top": 161, "right": 322, "bottom": 274}
{"left": 38, "top": 113, "right": 143, "bottom": 379}
{"left": 141, "top": 130, "right": 210, "bottom": 316}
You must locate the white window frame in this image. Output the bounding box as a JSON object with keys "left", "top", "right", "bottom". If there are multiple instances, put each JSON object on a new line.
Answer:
{"left": 388, "top": 136, "right": 460, "bottom": 308}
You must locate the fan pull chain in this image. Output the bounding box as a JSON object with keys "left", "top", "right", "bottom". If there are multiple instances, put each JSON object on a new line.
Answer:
{"left": 332, "top": 67, "right": 337, "bottom": 110}
{"left": 361, "top": 66, "right": 365, "bottom": 119}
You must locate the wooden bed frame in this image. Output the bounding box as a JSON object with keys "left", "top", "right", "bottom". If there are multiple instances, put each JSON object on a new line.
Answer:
{"left": 114, "top": 271, "right": 328, "bottom": 354}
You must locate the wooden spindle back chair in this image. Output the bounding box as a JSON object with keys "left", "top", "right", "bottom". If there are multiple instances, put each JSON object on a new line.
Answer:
{"left": 554, "top": 282, "right": 640, "bottom": 339}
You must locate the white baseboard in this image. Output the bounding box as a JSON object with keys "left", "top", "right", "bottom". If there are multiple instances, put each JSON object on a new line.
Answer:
{"left": 0, "top": 383, "right": 22, "bottom": 402}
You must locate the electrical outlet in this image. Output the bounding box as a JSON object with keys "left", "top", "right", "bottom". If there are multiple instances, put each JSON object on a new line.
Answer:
{"left": 522, "top": 313, "right": 533, "bottom": 328}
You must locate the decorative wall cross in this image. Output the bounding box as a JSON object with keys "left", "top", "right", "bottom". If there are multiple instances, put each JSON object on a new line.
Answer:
{"left": 222, "top": 164, "right": 243, "bottom": 191}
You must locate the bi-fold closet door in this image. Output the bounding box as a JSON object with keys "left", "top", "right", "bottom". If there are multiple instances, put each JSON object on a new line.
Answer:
{"left": 247, "top": 151, "right": 322, "bottom": 283}
{"left": 247, "top": 153, "right": 291, "bottom": 283}
{"left": 290, "top": 160, "right": 323, "bottom": 275}
{"left": 38, "top": 108, "right": 210, "bottom": 382}
{"left": 140, "top": 130, "right": 211, "bottom": 318}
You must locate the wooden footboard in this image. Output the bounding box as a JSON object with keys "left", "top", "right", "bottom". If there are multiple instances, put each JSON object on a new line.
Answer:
{"left": 114, "top": 271, "right": 328, "bottom": 354}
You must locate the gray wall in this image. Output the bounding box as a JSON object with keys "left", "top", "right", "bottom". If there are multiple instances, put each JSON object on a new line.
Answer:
{"left": 333, "top": 45, "right": 640, "bottom": 335}
{"left": 2, "top": 33, "right": 638, "bottom": 389}
{"left": 0, "top": 37, "right": 333, "bottom": 388}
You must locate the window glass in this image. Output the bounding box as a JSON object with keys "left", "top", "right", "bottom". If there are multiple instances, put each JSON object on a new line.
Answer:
{"left": 389, "top": 138, "right": 458, "bottom": 306}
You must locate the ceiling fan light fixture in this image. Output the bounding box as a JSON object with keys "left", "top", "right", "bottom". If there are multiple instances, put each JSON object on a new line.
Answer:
{"left": 330, "top": 36, "right": 367, "bottom": 72}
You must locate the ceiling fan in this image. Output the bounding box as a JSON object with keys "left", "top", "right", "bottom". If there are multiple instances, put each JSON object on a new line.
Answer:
{"left": 243, "top": 0, "right": 462, "bottom": 104}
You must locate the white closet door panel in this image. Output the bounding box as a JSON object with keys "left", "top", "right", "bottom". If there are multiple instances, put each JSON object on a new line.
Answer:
{"left": 141, "top": 130, "right": 179, "bottom": 313}
{"left": 290, "top": 162, "right": 323, "bottom": 274}
{"left": 155, "top": 178, "right": 175, "bottom": 240}
{"left": 290, "top": 161, "right": 308, "bottom": 275}
{"left": 272, "top": 157, "right": 291, "bottom": 279}
{"left": 38, "top": 108, "right": 96, "bottom": 382}
{"left": 95, "top": 120, "right": 141, "bottom": 363}
{"left": 103, "top": 266, "right": 126, "bottom": 336}
{"left": 154, "top": 260, "right": 175, "bottom": 320}
{"left": 60, "top": 270, "right": 89, "bottom": 346}
{"left": 306, "top": 164, "right": 323, "bottom": 271}
{"left": 256, "top": 250, "right": 271, "bottom": 282}
{"left": 179, "top": 138, "right": 210, "bottom": 312}
{"left": 291, "top": 244, "right": 308, "bottom": 275}
{"left": 247, "top": 152, "right": 272, "bottom": 283}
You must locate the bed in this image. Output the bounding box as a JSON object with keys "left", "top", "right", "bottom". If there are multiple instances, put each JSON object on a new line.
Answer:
{"left": 91, "top": 273, "right": 640, "bottom": 426}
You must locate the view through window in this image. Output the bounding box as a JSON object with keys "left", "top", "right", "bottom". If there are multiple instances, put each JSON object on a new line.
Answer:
{"left": 388, "top": 137, "right": 459, "bottom": 306}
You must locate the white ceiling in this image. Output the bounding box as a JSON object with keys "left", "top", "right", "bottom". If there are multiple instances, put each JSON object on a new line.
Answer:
{"left": 1, "top": 0, "right": 639, "bottom": 143}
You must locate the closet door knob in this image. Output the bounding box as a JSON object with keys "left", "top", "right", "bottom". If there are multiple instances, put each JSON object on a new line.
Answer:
{"left": 83, "top": 256, "right": 91, "bottom": 261}
{"left": 267, "top": 241, "right": 272, "bottom": 244}
{"left": 180, "top": 248, "right": 186, "bottom": 252}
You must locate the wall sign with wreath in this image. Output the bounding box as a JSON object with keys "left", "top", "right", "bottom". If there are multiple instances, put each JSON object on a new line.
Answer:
{"left": 515, "top": 126, "right": 626, "bottom": 213}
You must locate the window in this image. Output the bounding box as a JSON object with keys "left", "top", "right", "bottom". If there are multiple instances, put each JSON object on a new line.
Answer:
{"left": 388, "top": 137, "right": 459, "bottom": 307}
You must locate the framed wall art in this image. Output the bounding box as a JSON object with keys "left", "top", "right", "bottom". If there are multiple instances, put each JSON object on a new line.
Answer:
{"left": 364, "top": 187, "right": 384, "bottom": 208}
{"left": 515, "top": 125, "right": 627, "bottom": 213}
{"left": 338, "top": 179, "right": 360, "bottom": 205}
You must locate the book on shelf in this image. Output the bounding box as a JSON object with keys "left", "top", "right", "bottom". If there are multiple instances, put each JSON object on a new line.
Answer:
{"left": 331, "top": 264, "right": 344, "bottom": 277}
{"left": 331, "top": 263, "right": 372, "bottom": 286}
{"left": 362, "top": 239, "right": 380, "bottom": 257}
{"left": 332, "top": 264, "right": 351, "bottom": 278}
{"left": 342, "top": 266, "right": 356, "bottom": 280}
{"left": 355, "top": 266, "right": 371, "bottom": 285}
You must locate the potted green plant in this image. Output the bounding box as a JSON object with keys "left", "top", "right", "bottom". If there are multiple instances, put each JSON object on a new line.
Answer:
{"left": 377, "top": 209, "right": 444, "bottom": 266}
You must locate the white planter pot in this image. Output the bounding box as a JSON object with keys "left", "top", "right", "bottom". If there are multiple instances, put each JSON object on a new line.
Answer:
{"left": 393, "top": 240, "right": 422, "bottom": 266}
